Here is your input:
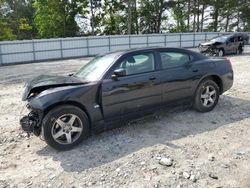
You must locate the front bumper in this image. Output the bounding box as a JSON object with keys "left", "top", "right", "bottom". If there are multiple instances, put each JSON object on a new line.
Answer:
{"left": 198, "top": 46, "right": 219, "bottom": 56}
{"left": 20, "top": 110, "right": 42, "bottom": 136}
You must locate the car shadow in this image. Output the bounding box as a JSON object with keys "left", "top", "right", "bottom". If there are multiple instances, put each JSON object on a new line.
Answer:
{"left": 36, "top": 95, "right": 250, "bottom": 172}
{"left": 226, "top": 51, "right": 250, "bottom": 57}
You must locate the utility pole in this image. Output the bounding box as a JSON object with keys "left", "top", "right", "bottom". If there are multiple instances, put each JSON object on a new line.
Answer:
{"left": 90, "top": 0, "right": 95, "bottom": 36}
{"left": 128, "top": 0, "right": 132, "bottom": 34}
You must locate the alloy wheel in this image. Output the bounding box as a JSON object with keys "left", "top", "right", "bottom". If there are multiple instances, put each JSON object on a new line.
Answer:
{"left": 200, "top": 85, "right": 217, "bottom": 107}
{"left": 51, "top": 114, "right": 83, "bottom": 145}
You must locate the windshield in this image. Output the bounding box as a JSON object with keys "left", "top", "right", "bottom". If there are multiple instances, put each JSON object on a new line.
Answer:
{"left": 210, "top": 36, "right": 228, "bottom": 43}
{"left": 74, "top": 53, "right": 119, "bottom": 81}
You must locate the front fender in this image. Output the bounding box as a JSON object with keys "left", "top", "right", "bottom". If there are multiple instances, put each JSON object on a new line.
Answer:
{"left": 28, "top": 85, "right": 91, "bottom": 111}
{"left": 27, "top": 83, "right": 104, "bottom": 128}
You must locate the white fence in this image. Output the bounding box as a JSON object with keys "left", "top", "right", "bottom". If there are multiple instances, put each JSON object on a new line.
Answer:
{"left": 0, "top": 32, "right": 247, "bottom": 65}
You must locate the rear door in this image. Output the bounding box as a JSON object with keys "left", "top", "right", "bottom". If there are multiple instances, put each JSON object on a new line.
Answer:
{"left": 225, "top": 37, "right": 235, "bottom": 53}
{"left": 157, "top": 50, "right": 198, "bottom": 103}
{"left": 101, "top": 51, "right": 162, "bottom": 119}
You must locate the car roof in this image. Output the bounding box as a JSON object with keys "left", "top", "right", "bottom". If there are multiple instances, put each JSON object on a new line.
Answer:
{"left": 99, "top": 46, "right": 198, "bottom": 57}
{"left": 220, "top": 33, "right": 248, "bottom": 38}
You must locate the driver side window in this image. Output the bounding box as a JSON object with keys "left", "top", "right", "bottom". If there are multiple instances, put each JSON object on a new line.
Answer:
{"left": 118, "top": 53, "right": 155, "bottom": 75}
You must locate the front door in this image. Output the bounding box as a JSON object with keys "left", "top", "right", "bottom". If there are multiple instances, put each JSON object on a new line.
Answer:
{"left": 101, "top": 51, "right": 161, "bottom": 120}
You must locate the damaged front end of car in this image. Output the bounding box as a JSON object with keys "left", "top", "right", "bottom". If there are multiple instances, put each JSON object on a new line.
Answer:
{"left": 20, "top": 107, "right": 43, "bottom": 137}
{"left": 20, "top": 87, "right": 47, "bottom": 137}
{"left": 198, "top": 42, "right": 223, "bottom": 56}
{"left": 20, "top": 74, "right": 86, "bottom": 137}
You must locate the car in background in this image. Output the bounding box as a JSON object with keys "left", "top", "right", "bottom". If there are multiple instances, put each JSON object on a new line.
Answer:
{"left": 198, "top": 33, "right": 249, "bottom": 56}
{"left": 20, "top": 47, "right": 234, "bottom": 150}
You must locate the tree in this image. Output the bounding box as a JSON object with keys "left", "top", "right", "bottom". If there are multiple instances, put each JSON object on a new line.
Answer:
{"left": 0, "top": 19, "right": 16, "bottom": 40}
{"left": 33, "top": 0, "right": 82, "bottom": 38}
{"left": 170, "top": 0, "right": 188, "bottom": 32}
{"left": 1, "top": 0, "right": 34, "bottom": 40}
{"left": 138, "top": 0, "right": 174, "bottom": 33}
{"left": 101, "top": 0, "right": 126, "bottom": 35}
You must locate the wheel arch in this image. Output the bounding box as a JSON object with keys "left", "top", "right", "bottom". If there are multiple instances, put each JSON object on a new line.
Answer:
{"left": 43, "top": 101, "right": 92, "bottom": 130}
{"left": 197, "top": 75, "right": 223, "bottom": 94}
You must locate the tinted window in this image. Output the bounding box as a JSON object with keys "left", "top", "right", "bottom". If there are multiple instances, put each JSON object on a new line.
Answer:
{"left": 117, "top": 53, "right": 155, "bottom": 75}
{"left": 160, "top": 52, "right": 190, "bottom": 69}
{"left": 75, "top": 53, "right": 118, "bottom": 81}
{"left": 229, "top": 37, "right": 234, "bottom": 42}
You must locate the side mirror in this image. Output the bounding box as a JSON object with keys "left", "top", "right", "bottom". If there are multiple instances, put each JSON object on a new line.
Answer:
{"left": 112, "top": 68, "right": 126, "bottom": 80}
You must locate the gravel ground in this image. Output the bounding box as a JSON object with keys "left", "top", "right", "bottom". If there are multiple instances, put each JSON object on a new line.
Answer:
{"left": 0, "top": 48, "right": 250, "bottom": 188}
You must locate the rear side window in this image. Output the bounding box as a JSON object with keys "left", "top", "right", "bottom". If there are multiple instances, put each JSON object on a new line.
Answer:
{"left": 160, "top": 52, "right": 190, "bottom": 69}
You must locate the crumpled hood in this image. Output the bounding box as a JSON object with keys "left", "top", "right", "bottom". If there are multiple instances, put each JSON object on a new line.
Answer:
{"left": 200, "top": 41, "right": 223, "bottom": 46}
{"left": 22, "top": 75, "right": 86, "bottom": 101}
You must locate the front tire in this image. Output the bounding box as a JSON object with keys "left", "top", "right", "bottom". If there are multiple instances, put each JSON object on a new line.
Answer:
{"left": 193, "top": 79, "right": 220, "bottom": 112}
{"left": 218, "top": 49, "right": 224, "bottom": 57}
{"left": 42, "top": 105, "right": 89, "bottom": 150}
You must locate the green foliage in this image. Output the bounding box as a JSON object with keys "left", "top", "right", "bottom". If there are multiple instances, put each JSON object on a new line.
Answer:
{"left": 138, "top": 0, "right": 172, "bottom": 33}
{"left": 170, "top": 0, "right": 188, "bottom": 32}
{"left": 100, "top": 0, "right": 126, "bottom": 35}
{"left": 0, "top": 0, "right": 249, "bottom": 41}
{"left": 33, "top": 0, "right": 82, "bottom": 38}
{"left": 0, "top": 19, "right": 16, "bottom": 41}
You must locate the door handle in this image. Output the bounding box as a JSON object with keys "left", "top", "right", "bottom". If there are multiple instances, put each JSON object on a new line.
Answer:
{"left": 149, "top": 76, "right": 156, "bottom": 80}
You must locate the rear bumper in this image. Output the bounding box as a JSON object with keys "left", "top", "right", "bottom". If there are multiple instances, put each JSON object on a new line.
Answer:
{"left": 221, "top": 71, "right": 234, "bottom": 93}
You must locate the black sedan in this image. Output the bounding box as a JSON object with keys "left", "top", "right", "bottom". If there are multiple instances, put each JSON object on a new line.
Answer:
{"left": 20, "top": 47, "right": 234, "bottom": 150}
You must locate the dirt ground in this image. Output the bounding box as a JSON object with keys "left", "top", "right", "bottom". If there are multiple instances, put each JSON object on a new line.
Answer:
{"left": 0, "top": 48, "right": 250, "bottom": 188}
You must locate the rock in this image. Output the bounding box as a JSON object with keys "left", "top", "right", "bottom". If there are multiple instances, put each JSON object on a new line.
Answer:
{"left": 209, "top": 173, "right": 218, "bottom": 180}
{"left": 150, "top": 166, "right": 157, "bottom": 170}
{"left": 155, "top": 156, "right": 162, "bottom": 160}
{"left": 9, "top": 138, "right": 15, "bottom": 143}
{"left": 87, "top": 182, "right": 93, "bottom": 186}
{"left": 208, "top": 154, "right": 215, "bottom": 161}
{"left": 176, "top": 182, "right": 183, "bottom": 188}
{"left": 183, "top": 172, "right": 190, "bottom": 179}
{"left": 49, "top": 174, "right": 56, "bottom": 180}
{"left": 221, "top": 163, "right": 229, "bottom": 168}
{"left": 190, "top": 175, "right": 197, "bottom": 182}
{"left": 27, "top": 181, "right": 33, "bottom": 186}
{"left": 159, "top": 158, "right": 173, "bottom": 167}
{"left": 140, "top": 162, "right": 145, "bottom": 166}
{"left": 3, "top": 138, "right": 8, "bottom": 143}
{"left": 235, "top": 150, "right": 246, "bottom": 156}
{"left": 115, "top": 168, "right": 121, "bottom": 172}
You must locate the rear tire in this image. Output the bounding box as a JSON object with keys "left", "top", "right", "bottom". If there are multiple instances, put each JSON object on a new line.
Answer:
{"left": 193, "top": 79, "right": 220, "bottom": 112}
{"left": 42, "top": 105, "right": 89, "bottom": 150}
{"left": 238, "top": 45, "right": 243, "bottom": 55}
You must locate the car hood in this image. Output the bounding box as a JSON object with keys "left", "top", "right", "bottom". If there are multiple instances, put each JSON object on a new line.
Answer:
{"left": 22, "top": 75, "right": 86, "bottom": 101}
{"left": 200, "top": 41, "right": 223, "bottom": 46}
